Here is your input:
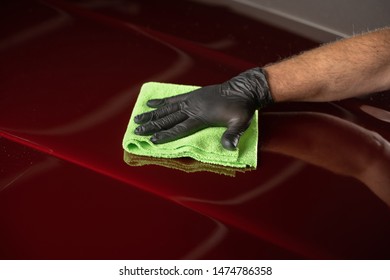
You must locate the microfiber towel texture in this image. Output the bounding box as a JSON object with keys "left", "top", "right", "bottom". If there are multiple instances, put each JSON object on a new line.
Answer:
{"left": 122, "top": 82, "right": 259, "bottom": 168}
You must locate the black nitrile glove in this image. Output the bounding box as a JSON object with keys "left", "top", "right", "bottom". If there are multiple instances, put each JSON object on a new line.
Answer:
{"left": 134, "top": 67, "right": 273, "bottom": 150}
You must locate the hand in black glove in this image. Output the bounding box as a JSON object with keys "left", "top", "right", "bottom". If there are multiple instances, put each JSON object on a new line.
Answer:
{"left": 134, "top": 67, "right": 273, "bottom": 150}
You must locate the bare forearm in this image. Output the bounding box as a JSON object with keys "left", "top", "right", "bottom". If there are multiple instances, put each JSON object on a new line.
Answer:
{"left": 264, "top": 28, "right": 390, "bottom": 102}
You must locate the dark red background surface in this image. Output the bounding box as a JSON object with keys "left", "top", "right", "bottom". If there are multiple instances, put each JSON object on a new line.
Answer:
{"left": 1, "top": 0, "right": 389, "bottom": 259}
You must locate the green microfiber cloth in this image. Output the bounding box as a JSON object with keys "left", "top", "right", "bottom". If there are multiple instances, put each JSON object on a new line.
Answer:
{"left": 122, "top": 82, "right": 258, "bottom": 168}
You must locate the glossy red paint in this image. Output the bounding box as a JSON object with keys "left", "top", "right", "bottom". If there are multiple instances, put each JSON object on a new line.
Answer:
{"left": 1, "top": 0, "right": 389, "bottom": 259}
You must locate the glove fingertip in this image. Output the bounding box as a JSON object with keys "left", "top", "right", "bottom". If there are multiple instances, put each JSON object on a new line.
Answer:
{"left": 150, "top": 134, "right": 159, "bottom": 144}
{"left": 221, "top": 135, "right": 239, "bottom": 151}
{"left": 150, "top": 133, "right": 165, "bottom": 144}
{"left": 147, "top": 99, "right": 165, "bottom": 108}
{"left": 134, "top": 114, "right": 144, "bottom": 124}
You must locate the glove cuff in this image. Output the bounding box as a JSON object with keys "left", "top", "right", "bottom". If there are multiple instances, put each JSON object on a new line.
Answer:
{"left": 242, "top": 67, "right": 274, "bottom": 109}
{"left": 223, "top": 67, "right": 274, "bottom": 109}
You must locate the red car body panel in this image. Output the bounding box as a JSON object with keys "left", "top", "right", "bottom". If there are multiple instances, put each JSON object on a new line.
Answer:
{"left": 1, "top": 0, "right": 389, "bottom": 259}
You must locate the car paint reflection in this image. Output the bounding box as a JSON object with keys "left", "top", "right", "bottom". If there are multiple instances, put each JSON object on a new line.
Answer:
{"left": 173, "top": 160, "right": 306, "bottom": 204}
{"left": 261, "top": 112, "right": 390, "bottom": 207}
{"left": 0, "top": 4, "right": 71, "bottom": 52}
{"left": 360, "top": 104, "right": 390, "bottom": 124}
{"left": 0, "top": 157, "right": 59, "bottom": 193}
{"left": 182, "top": 220, "right": 228, "bottom": 259}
